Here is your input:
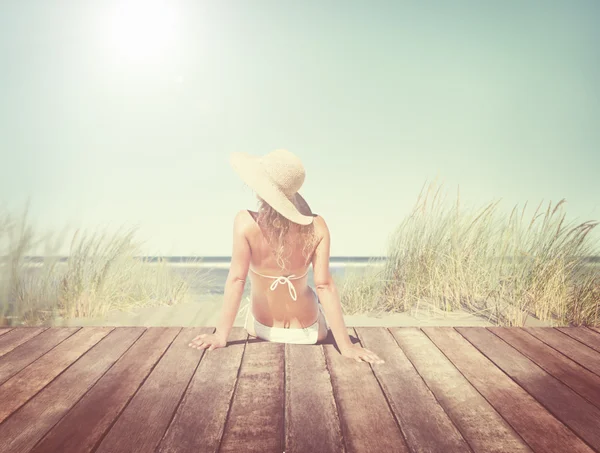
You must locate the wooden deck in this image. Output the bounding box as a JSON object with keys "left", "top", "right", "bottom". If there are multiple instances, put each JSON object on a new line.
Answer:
{"left": 0, "top": 326, "right": 599, "bottom": 453}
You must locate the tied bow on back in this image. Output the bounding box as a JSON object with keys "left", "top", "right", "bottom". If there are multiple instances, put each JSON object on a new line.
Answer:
{"left": 268, "top": 275, "right": 298, "bottom": 301}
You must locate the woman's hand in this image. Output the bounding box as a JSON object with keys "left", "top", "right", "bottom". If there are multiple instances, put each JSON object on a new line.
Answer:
{"left": 340, "top": 343, "right": 385, "bottom": 364}
{"left": 188, "top": 333, "right": 227, "bottom": 351}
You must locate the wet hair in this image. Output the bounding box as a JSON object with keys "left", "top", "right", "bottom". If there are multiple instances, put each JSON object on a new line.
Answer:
{"left": 255, "top": 196, "right": 318, "bottom": 272}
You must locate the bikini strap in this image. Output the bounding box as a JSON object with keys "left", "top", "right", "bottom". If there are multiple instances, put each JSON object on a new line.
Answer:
{"left": 248, "top": 267, "right": 275, "bottom": 279}
{"left": 248, "top": 266, "right": 310, "bottom": 301}
{"left": 290, "top": 267, "right": 310, "bottom": 280}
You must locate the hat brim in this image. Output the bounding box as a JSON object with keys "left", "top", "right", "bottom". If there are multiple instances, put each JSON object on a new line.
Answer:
{"left": 230, "top": 152, "right": 314, "bottom": 225}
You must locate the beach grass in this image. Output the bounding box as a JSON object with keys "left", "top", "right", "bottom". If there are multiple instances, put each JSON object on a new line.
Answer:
{"left": 2, "top": 180, "right": 599, "bottom": 328}
{"left": 0, "top": 201, "right": 213, "bottom": 327}
{"left": 337, "top": 264, "right": 386, "bottom": 315}
{"left": 339, "top": 179, "right": 600, "bottom": 327}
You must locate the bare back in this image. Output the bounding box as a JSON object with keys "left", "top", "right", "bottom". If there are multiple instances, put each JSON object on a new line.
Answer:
{"left": 243, "top": 209, "right": 322, "bottom": 328}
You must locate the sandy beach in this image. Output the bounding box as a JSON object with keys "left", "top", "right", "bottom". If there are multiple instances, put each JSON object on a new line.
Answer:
{"left": 13, "top": 260, "right": 565, "bottom": 330}
{"left": 51, "top": 293, "right": 552, "bottom": 329}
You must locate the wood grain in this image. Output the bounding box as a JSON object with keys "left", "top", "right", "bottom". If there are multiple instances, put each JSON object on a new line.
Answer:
{"left": 0, "top": 327, "right": 113, "bottom": 424}
{"left": 92, "top": 327, "right": 204, "bottom": 453}
{"left": 524, "top": 327, "right": 600, "bottom": 377}
{"left": 0, "top": 327, "right": 143, "bottom": 453}
{"left": 557, "top": 327, "right": 600, "bottom": 353}
{"left": 0, "top": 328, "right": 13, "bottom": 337}
{"left": 156, "top": 327, "right": 247, "bottom": 453}
{"left": 324, "top": 328, "right": 408, "bottom": 453}
{"left": 285, "top": 336, "right": 344, "bottom": 453}
{"left": 458, "top": 327, "right": 600, "bottom": 451}
{"left": 358, "top": 327, "right": 471, "bottom": 453}
{"left": 423, "top": 327, "right": 593, "bottom": 453}
{"left": 218, "top": 336, "right": 285, "bottom": 453}
{"left": 30, "top": 327, "right": 180, "bottom": 453}
{"left": 390, "top": 327, "right": 531, "bottom": 453}
{"left": 0, "top": 327, "right": 47, "bottom": 357}
{"left": 0, "top": 326, "right": 597, "bottom": 453}
{"left": 490, "top": 327, "right": 600, "bottom": 408}
{"left": 0, "top": 327, "right": 79, "bottom": 385}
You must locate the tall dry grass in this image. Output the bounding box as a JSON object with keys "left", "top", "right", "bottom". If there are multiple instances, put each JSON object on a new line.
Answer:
{"left": 0, "top": 202, "right": 212, "bottom": 327}
{"left": 340, "top": 179, "right": 600, "bottom": 326}
{"left": 337, "top": 263, "right": 387, "bottom": 315}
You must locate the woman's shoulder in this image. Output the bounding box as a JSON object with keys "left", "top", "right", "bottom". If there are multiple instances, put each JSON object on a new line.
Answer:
{"left": 311, "top": 213, "right": 328, "bottom": 230}
{"left": 233, "top": 209, "right": 256, "bottom": 229}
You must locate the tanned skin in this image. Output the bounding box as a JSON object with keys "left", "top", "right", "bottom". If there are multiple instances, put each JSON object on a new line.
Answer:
{"left": 188, "top": 210, "right": 384, "bottom": 364}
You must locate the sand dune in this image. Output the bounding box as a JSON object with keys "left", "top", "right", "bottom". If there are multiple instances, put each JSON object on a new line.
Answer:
{"left": 52, "top": 294, "right": 552, "bottom": 328}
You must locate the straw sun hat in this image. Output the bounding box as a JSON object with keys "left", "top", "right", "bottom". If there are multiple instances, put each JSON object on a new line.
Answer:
{"left": 229, "top": 149, "right": 314, "bottom": 225}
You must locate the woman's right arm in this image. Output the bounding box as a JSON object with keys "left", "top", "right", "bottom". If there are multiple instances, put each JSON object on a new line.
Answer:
{"left": 312, "top": 216, "right": 383, "bottom": 364}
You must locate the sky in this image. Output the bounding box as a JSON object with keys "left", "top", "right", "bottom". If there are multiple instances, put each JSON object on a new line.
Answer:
{"left": 1, "top": 0, "right": 599, "bottom": 257}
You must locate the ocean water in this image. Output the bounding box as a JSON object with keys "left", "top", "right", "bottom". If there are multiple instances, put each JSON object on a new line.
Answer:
{"left": 14, "top": 255, "right": 596, "bottom": 302}
{"left": 171, "top": 258, "right": 385, "bottom": 297}
{"left": 13, "top": 257, "right": 386, "bottom": 302}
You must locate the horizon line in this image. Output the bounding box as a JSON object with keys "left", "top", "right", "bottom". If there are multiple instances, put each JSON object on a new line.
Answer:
{"left": 8, "top": 255, "right": 600, "bottom": 263}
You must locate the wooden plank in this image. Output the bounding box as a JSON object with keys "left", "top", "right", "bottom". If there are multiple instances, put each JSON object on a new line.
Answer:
{"left": 389, "top": 327, "right": 531, "bottom": 453}
{"left": 524, "top": 327, "right": 600, "bottom": 377}
{"left": 490, "top": 327, "right": 600, "bottom": 408}
{"left": 156, "top": 327, "right": 247, "bottom": 453}
{"left": 0, "top": 327, "right": 145, "bottom": 453}
{"left": 422, "top": 327, "right": 594, "bottom": 453}
{"left": 30, "top": 327, "right": 181, "bottom": 453}
{"left": 356, "top": 327, "right": 470, "bottom": 452}
{"left": 0, "top": 327, "right": 48, "bottom": 357}
{"left": 0, "top": 328, "right": 13, "bottom": 337}
{"left": 0, "top": 327, "right": 80, "bottom": 385}
{"left": 590, "top": 326, "right": 600, "bottom": 334}
{"left": 323, "top": 328, "right": 408, "bottom": 453}
{"left": 218, "top": 336, "right": 285, "bottom": 453}
{"left": 457, "top": 327, "right": 600, "bottom": 451}
{"left": 284, "top": 338, "right": 345, "bottom": 453}
{"left": 92, "top": 327, "right": 205, "bottom": 453}
{"left": 0, "top": 326, "right": 113, "bottom": 424}
{"left": 556, "top": 327, "right": 600, "bottom": 354}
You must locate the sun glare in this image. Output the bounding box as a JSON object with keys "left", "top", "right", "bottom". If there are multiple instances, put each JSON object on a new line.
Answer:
{"left": 106, "top": 0, "right": 178, "bottom": 63}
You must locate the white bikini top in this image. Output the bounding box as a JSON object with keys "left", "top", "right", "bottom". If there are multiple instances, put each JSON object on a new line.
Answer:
{"left": 249, "top": 267, "right": 310, "bottom": 301}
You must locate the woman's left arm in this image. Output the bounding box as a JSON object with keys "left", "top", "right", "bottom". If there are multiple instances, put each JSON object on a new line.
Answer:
{"left": 214, "top": 210, "right": 251, "bottom": 342}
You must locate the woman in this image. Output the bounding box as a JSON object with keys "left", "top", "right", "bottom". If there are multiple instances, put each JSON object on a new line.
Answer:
{"left": 188, "top": 149, "right": 384, "bottom": 364}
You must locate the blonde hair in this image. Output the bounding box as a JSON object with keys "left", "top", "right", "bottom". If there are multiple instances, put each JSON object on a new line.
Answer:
{"left": 256, "top": 196, "right": 318, "bottom": 272}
